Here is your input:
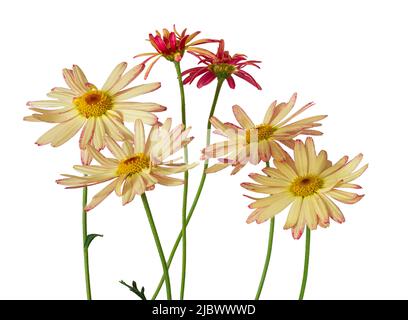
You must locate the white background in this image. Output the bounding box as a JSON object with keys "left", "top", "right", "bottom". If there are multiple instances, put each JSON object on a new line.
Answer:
{"left": 0, "top": 0, "right": 406, "bottom": 300}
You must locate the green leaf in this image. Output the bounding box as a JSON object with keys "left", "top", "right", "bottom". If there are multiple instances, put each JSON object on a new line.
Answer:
{"left": 84, "top": 234, "right": 103, "bottom": 249}
{"left": 119, "top": 280, "right": 147, "bottom": 300}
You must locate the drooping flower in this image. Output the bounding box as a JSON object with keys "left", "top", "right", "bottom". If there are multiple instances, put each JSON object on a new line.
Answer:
{"left": 57, "top": 119, "right": 197, "bottom": 211}
{"left": 202, "top": 93, "right": 326, "bottom": 174}
{"left": 25, "top": 63, "right": 165, "bottom": 164}
{"left": 182, "top": 39, "right": 262, "bottom": 89}
{"left": 134, "top": 26, "right": 218, "bottom": 79}
{"left": 242, "top": 138, "right": 368, "bottom": 239}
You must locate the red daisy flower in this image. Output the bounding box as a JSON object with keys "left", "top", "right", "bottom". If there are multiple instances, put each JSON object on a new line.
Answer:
{"left": 134, "top": 25, "right": 217, "bottom": 79}
{"left": 182, "top": 40, "right": 262, "bottom": 90}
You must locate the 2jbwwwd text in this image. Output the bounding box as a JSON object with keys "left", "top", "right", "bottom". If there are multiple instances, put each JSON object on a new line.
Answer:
{"left": 152, "top": 303, "right": 256, "bottom": 318}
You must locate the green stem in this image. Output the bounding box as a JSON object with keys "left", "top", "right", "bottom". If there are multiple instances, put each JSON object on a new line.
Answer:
{"left": 174, "top": 61, "right": 187, "bottom": 126}
{"left": 82, "top": 186, "right": 92, "bottom": 300}
{"left": 141, "top": 193, "right": 172, "bottom": 300}
{"left": 174, "top": 61, "right": 188, "bottom": 300}
{"left": 204, "top": 79, "right": 224, "bottom": 149}
{"left": 298, "top": 227, "right": 311, "bottom": 300}
{"left": 151, "top": 78, "right": 224, "bottom": 300}
{"left": 254, "top": 161, "right": 275, "bottom": 300}
{"left": 255, "top": 217, "right": 275, "bottom": 299}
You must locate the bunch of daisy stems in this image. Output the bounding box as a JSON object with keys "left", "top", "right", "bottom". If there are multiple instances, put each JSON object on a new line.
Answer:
{"left": 25, "top": 26, "right": 367, "bottom": 300}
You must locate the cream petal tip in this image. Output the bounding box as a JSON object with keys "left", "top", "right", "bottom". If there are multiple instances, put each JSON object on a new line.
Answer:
{"left": 122, "top": 200, "right": 131, "bottom": 207}
{"left": 23, "top": 116, "right": 37, "bottom": 122}
{"left": 292, "top": 233, "right": 302, "bottom": 240}
{"left": 323, "top": 219, "right": 330, "bottom": 226}
{"left": 246, "top": 217, "right": 255, "bottom": 224}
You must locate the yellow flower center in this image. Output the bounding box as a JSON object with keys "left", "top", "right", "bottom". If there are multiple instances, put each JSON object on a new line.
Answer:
{"left": 245, "top": 124, "right": 276, "bottom": 143}
{"left": 74, "top": 90, "right": 113, "bottom": 118}
{"left": 290, "top": 175, "right": 323, "bottom": 197}
{"left": 116, "top": 153, "right": 150, "bottom": 176}
{"left": 209, "top": 63, "right": 237, "bottom": 79}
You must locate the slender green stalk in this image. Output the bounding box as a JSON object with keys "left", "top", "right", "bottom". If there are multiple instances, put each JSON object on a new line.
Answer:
{"left": 254, "top": 161, "right": 275, "bottom": 300}
{"left": 298, "top": 227, "right": 311, "bottom": 300}
{"left": 203, "top": 79, "right": 224, "bottom": 151}
{"left": 82, "top": 186, "right": 92, "bottom": 300}
{"left": 255, "top": 219, "right": 275, "bottom": 299}
{"left": 141, "top": 193, "right": 172, "bottom": 300}
{"left": 174, "top": 61, "right": 188, "bottom": 300}
{"left": 151, "top": 78, "right": 224, "bottom": 300}
{"left": 174, "top": 61, "right": 187, "bottom": 126}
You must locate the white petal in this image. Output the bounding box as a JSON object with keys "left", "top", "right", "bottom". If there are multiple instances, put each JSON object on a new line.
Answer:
{"left": 114, "top": 83, "right": 161, "bottom": 101}
{"left": 109, "top": 64, "right": 144, "bottom": 95}
{"left": 102, "top": 62, "right": 127, "bottom": 91}
{"left": 134, "top": 119, "right": 145, "bottom": 153}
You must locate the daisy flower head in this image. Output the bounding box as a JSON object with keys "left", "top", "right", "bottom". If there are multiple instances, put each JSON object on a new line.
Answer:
{"left": 57, "top": 119, "right": 197, "bottom": 211}
{"left": 202, "top": 93, "right": 326, "bottom": 174}
{"left": 182, "top": 39, "right": 262, "bottom": 90}
{"left": 25, "top": 63, "right": 165, "bottom": 164}
{"left": 242, "top": 138, "right": 368, "bottom": 239}
{"left": 134, "top": 25, "right": 218, "bottom": 79}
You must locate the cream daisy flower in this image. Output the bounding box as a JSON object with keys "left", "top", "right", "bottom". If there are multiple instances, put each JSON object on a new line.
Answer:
{"left": 202, "top": 93, "right": 326, "bottom": 174}
{"left": 241, "top": 138, "right": 368, "bottom": 239}
{"left": 57, "top": 119, "right": 197, "bottom": 211}
{"left": 24, "top": 62, "right": 165, "bottom": 164}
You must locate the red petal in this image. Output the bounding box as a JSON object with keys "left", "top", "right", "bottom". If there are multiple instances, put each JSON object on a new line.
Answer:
{"left": 234, "top": 70, "right": 262, "bottom": 90}
{"left": 148, "top": 34, "right": 160, "bottom": 52}
{"left": 179, "top": 35, "right": 189, "bottom": 51}
{"left": 181, "top": 66, "right": 202, "bottom": 76}
{"left": 169, "top": 32, "right": 177, "bottom": 50}
{"left": 197, "top": 71, "right": 216, "bottom": 88}
{"left": 226, "top": 76, "right": 236, "bottom": 89}
{"left": 184, "top": 67, "right": 209, "bottom": 85}
{"left": 154, "top": 35, "right": 167, "bottom": 53}
{"left": 217, "top": 39, "right": 225, "bottom": 58}
{"left": 183, "top": 75, "right": 193, "bottom": 85}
